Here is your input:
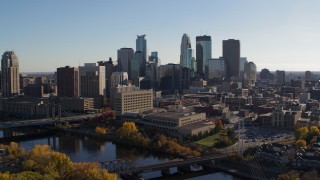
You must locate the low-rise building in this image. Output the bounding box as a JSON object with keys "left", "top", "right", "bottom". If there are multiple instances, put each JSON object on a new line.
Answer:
{"left": 140, "top": 111, "right": 214, "bottom": 136}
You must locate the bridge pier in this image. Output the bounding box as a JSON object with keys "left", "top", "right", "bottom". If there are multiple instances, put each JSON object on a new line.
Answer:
{"left": 177, "top": 165, "right": 192, "bottom": 174}
{"left": 161, "top": 168, "right": 171, "bottom": 176}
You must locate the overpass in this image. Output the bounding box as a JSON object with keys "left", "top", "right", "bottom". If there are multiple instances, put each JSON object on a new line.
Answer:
{"left": 0, "top": 114, "right": 98, "bottom": 129}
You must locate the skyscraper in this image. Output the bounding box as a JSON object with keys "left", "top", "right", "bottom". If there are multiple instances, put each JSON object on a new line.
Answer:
{"left": 276, "top": 70, "right": 286, "bottom": 85}
{"left": 260, "top": 68, "right": 272, "bottom": 80}
{"left": 223, "top": 39, "right": 240, "bottom": 79}
{"left": 196, "top": 35, "right": 212, "bottom": 77}
{"left": 245, "top": 62, "right": 257, "bottom": 85}
{"left": 57, "top": 66, "right": 79, "bottom": 97}
{"left": 206, "top": 57, "right": 226, "bottom": 80}
{"left": 79, "top": 63, "right": 105, "bottom": 97}
{"left": 180, "top": 34, "right": 194, "bottom": 69}
{"left": 1, "top": 51, "right": 20, "bottom": 97}
{"left": 117, "top": 48, "right": 134, "bottom": 77}
{"left": 130, "top": 51, "right": 144, "bottom": 80}
{"left": 240, "top": 57, "right": 248, "bottom": 77}
{"left": 136, "top": 35, "right": 147, "bottom": 76}
{"left": 98, "top": 58, "right": 116, "bottom": 98}
{"left": 111, "top": 72, "right": 128, "bottom": 88}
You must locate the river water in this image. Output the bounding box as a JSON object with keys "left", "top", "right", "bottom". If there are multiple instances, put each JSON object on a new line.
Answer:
{"left": 0, "top": 129, "right": 235, "bottom": 179}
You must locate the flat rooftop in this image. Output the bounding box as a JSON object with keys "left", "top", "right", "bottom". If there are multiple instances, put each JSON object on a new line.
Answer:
{"left": 145, "top": 111, "right": 199, "bottom": 119}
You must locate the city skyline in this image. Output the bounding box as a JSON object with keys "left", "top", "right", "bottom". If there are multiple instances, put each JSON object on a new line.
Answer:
{"left": 1, "top": 0, "right": 320, "bottom": 72}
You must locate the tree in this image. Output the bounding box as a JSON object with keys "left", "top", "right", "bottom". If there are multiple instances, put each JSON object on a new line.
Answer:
{"left": 215, "top": 120, "right": 223, "bottom": 133}
{"left": 295, "top": 127, "right": 309, "bottom": 140}
{"left": 95, "top": 126, "right": 108, "bottom": 135}
{"left": 0, "top": 142, "right": 25, "bottom": 159}
{"left": 310, "top": 126, "right": 320, "bottom": 135}
{"left": 295, "top": 139, "right": 307, "bottom": 149}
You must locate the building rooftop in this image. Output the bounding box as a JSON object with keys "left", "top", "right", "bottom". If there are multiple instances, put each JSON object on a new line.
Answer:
{"left": 176, "top": 120, "right": 215, "bottom": 131}
{"left": 145, "top": 111, "right": 199, "bottom": 119}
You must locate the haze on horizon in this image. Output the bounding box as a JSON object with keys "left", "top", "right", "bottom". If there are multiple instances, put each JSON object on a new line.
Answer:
{"left": 1, "top": 0, "right": 319, "bottom": 72}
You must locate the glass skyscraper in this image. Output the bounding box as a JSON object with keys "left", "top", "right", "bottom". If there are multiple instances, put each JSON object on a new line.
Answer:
{"left": 196, "top": 35, "right": 212, "bottom": 78}
{"left": 180, "top": 34, "right": 194, "bottom": 70}
{"left": 223, "top": 39, "right": 240, "bottom": 80}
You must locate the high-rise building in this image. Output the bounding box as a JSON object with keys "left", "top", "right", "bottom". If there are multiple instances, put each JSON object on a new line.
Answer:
{"left": 276, "top": 70, "right": 286, "bottom": 85}
{"left": 136, "top": 35, "right": 147, "bottom": 76}
{"left": 260, "top": 68, "right": 272, "bottom": 80}
{"left": 146, "top": 51, "right": 161, "bottom": 89}
{"left": 180, "top": 34, "right": 194, "bottom": 70}
{"left": 206, "top": 57, "right": 226, "bottom": 79}
{"left": 305, "top": 71, "right": 312, "bottom": 81}
{"left": 117, "top": 48, "right": 134, "bottom": 77}
{"left": 98, "top": 58, "right": 116, "bottom": 98}
{"left": 245, "top": 62, "right": 257, "bottom": 85}
{"left": 130, "top": 51, "right": 144, "bottom": 79}
{"left": 1, "top": 51, "right": 20, "bottom": 97}
{"left": 111, "top": 72, "right": 128, "bottom": 88}
{"left": 110, "top": 85, "right": 153, "bottom": 117}
{"left": 79, "top": 63, "right": 105, "bottom": 97}
{"left": 196, "top": 35, "right": 212, "bottom": 77}
{"left": 57, "top": 66, "right": 79, "bottom": 97}
{"left": 223, "top": 39, "right": 240, "bottom": 79}
{"left": 159, "top": 64, "right": 181, "bottom": 94}
{"left": 240, "top": 57, "right": 248, "bottom": 77}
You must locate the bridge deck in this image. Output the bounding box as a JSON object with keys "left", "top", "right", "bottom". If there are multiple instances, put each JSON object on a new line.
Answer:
{"left": 0, "top": 114, "right": 98, "bottom": 129}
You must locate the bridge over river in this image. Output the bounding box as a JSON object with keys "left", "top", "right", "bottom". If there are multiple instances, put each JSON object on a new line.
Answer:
{"left": 99, "top": 150, "right": 269, "bottom": 180}
{"left": 0, "top": 114, "right": 98, "bottom": 129}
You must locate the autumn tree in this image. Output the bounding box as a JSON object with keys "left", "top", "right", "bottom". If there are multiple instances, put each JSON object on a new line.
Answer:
{"left": 295, "top": 127, "right": 309, "bottom": 140}
{"left": 214, "top": 120, "right": 223, "bottom": 133}
{"left": 95, "top": 126, "right": 108, "bottom": 135}
{"left": 295, "top": 139, "right": 307, "bottom": 149}
{"left": 0, "top": 142, "right": 25, "bottom": 159}
{"left": 115, "top": 122, "right": 149, "bottom": 147}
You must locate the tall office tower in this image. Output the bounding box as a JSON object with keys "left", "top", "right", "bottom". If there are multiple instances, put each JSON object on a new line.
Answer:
{"left": 196, "top": 35, "right": 212, "bottom": 77}
{"left": 180, "top": 67, "right": 191, "bottom": 91}
{"left": 79, "top": 63, "right": 105, "bottom": 97}
{"left": 130, "top": 51, "right": 144, "bottom": 80}
{"left": 111, "top": 72, "right": 128, "bottom": 87}
{"left": 159, "top": 64, "right": 181, "bottom": 94}
{"left": 1, "top": 51, "right": 20, "bottom": 97}
{"left": 98, "top": 58, "right": 116, "bottom": 98}
{"left": 180, "top": 34, "right": 194, "bottom": 69}
{"left": 240, "top": 57, "right": 248, "bottom": 77}
{"left": 260, "top": 68, "right": 272, "bottom": 80}
{"left": 57, "top": 66, "right": 79, "bottom": 97}
{"left": 136, "top": 35, "right": 147, "bottom": 76}
{"left": 305, "top": 71, "right": 312, "bottom": 81}
{"left": 117, "top": 48, "right": 134, "bottom": 76}
{"left": 245, "top": 62, "right": 257, "bottom": 85}
{"left": 147, "top": 51, "right": 161, "bottom": 89}
{"left": 276, "top": 70, "right": 286, "bottom": 85}
{"left": 206, "top": 57, "right": 226, "bottom": 80}
{"left": 223, "top": 39, "right": 240, "bottom": 80}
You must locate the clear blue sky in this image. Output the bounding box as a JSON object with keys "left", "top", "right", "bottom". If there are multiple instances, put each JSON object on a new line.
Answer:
{"left": 1, "top": 0, "right": 320, "bottom": 72}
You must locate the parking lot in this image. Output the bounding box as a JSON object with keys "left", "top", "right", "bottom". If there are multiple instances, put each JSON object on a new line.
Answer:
{"left": 232, "top": 123, "right": 295, "bottom": 149}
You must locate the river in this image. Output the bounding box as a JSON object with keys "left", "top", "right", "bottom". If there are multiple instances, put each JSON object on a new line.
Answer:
{"left": 0, "top": 129, "right": 236, "bottom": 179}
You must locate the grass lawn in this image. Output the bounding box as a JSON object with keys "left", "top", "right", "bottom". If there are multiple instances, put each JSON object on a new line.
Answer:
{"left": 196, "top": 130, "right": 227, "bottom": 147}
